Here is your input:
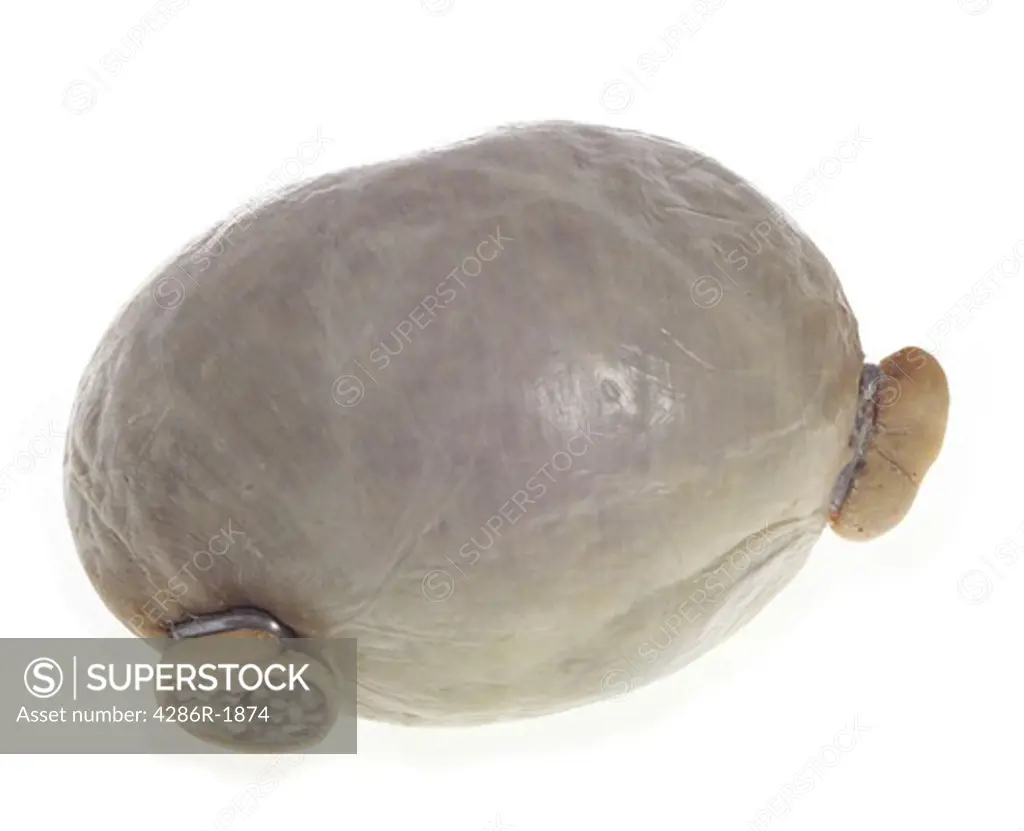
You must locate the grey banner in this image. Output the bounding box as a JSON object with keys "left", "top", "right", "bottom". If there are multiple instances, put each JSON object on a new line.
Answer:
{"left": 2, "top": 638, "right": 357, "bottom": 754}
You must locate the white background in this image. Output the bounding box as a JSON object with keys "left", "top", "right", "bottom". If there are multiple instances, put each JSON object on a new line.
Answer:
{"left": 1, "top": 0, "right": 1022, "bottom": 829}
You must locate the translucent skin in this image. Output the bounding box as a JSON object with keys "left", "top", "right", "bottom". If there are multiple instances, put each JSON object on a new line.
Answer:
{"left": 64, "top": 122, "right": 864, "bottom": 724}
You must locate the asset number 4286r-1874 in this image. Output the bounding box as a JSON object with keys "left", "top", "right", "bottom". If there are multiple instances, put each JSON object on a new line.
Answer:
{"left": 153, "top": 705, "right": 271, "bottom": 723}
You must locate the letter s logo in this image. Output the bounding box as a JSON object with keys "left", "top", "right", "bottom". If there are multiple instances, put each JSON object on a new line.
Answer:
{"left": 24, "top": 658, "right": 63, "bottom": 698}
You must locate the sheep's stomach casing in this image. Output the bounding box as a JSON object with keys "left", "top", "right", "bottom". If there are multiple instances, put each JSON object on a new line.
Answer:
{"left": 64, "top": 122, "right": 863, "bottom": 724}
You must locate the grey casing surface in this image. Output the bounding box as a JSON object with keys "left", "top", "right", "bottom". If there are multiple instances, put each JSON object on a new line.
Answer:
{"left": 65, "top": 122, "right": 863, "bottom": 723}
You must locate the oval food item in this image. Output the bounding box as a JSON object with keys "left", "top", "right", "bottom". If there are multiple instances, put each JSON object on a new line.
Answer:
{"left": 63, "top": 121, "right": 943, "bottom": 728}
